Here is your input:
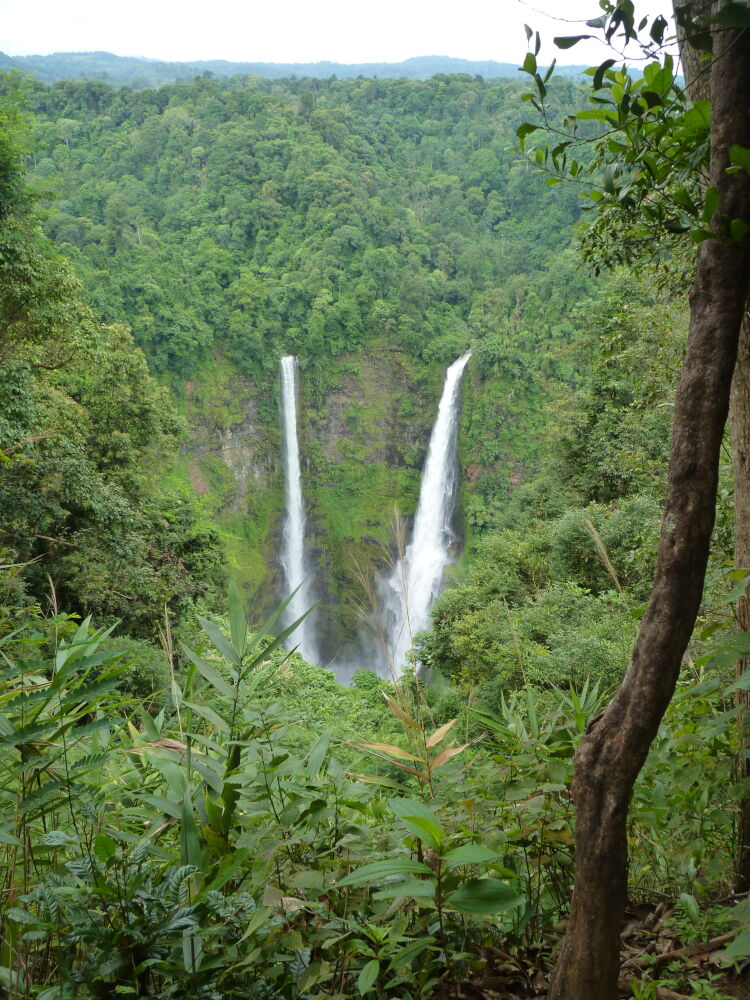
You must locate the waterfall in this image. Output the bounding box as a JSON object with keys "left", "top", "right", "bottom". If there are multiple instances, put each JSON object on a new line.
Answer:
{"left": 382, "top": 351, "right": 471, "bottom": 674}
{"left": 279, "top": 355, "right": 318, "bottom": 663}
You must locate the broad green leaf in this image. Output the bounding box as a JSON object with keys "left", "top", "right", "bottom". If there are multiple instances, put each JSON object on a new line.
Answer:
{"left": 93, "top": 834, "right": 117, "bottom": 861}
{"left": 730, "top": 145, "right": 750, "bottom": 174}
{"left": 446, "top": 878, "right": 524, "bottom": 915}
{"left": 5, "top": 908, "right": 37, "bottom": 925}
{"left": 373, "top": 877, "right": 435, "bottom": 900}
{"left": 389, "top": 797, "right": 443, "bottom": 847}
{"left": 289, "top": 869, "right": 325, "bottom": 890}
{"left": 338, "top": 858, "right": 432, "bottom": 887}
{"left": 42, "top": 830, "right": 78, "bottom": 847}
{"left": 443, "top": 844, "right": 498, "bottom": 869}
{"left": 721, "top": 928, "right": 750, "bottom": 962}
{"left": 357, "top": 959, "right": 380, "bottom": 994}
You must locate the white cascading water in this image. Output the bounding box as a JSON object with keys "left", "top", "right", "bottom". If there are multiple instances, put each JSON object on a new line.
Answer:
{"left": 383, "top": 351, "right": 471, "bottom": 674}
{"left": 279, "top": 355, "right": 318, "bottom": 663}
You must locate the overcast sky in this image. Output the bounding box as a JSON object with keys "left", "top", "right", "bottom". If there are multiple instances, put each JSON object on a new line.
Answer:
{"left": 1, "top": 0, "right": 672, "bottom": 66}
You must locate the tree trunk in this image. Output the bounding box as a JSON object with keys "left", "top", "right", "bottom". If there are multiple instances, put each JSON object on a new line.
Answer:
{"left": 548, "top": 23, "right": 750, "bottom": 1000}
{"left": 676, "top": 0, "right": 711, "bottom": 104}
{"left": 677, "top": 0, "right": 750, "bottom": 901}
{"left": 731, "top": 307, "right": 750, "bottom": 891}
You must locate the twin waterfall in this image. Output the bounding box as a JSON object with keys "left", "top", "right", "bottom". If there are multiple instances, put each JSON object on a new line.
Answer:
{"left": 278, "top": 352, "right": 471, "bottom": 677}
{"left": 279, "top": 356, "right": 318, "bottom": 664}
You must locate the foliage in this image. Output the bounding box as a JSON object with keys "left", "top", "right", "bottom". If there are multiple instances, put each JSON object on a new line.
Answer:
{"left": 0, "top": 87, "right": 225, "bottom": 635}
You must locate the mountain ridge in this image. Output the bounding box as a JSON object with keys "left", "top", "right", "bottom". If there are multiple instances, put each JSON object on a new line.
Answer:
{"left": 0, "top": 50, "right": 587, "bottom": 87}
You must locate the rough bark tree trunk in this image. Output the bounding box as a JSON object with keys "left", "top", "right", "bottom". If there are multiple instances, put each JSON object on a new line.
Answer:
{"left": 731, "top": 307, "right": 750, "bottom": 891}
{"left": 548, "top": 21, "right": 750, "bottom": 1000}
{"left": 677, "top": 0, "right": 750, "bottom": 900}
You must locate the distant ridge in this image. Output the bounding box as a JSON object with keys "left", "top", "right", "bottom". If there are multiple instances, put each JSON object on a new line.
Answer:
{"left": 0, "top": 51, "right": 587, "bottom": 88}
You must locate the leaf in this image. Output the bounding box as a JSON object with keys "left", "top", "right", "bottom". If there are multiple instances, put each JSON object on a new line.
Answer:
{"left": 307, "top": 729, "right": 332, "bottom": 778}
{"left": 263, "top": 885, "right": 284, "bottom": 906}
{"left": 389, "top": 797, "right": 443, "bottom": 847}
{"left": 443, "top": 844, "right": 498, "bottom": 869}
{"left": 426, "top": 718, "right": 457, "bottom": 748}
{"left": 649, "top": 14, "right": 668, "bottom": 44}
{"left": 5, "top": 907, "right": 38, "bottom": 925}
{"left": 554, "top": 34, "right": 592, "bottom": 49}
{"left": 180, "top": 643, "right": 234, "bottom": 699}
{"left": 42, "top": 830, "right": 78, "bottom": 847}
{"left": 180, "top": 795, "right": 204, "bottom": 871}
{"left": 446, "top": 878, "right": 524, "bottom": 915}
{"left": 0, "top": 829, "right": 21, "bottom": 847}
{"left": 383, "top": 694, "right": 419, "bottom": 729}
{"left": 710, "top": 7, "right": 750, "bottom": 27}
{"left": 522, "top": 53, "right": 537, "bottom": 75}
{"left": 430, "top": 742, "right": 471, "bottom": 771}
{"left": 360, "top": 741, "right": 422, "bottom": 762}
{"left": 228, "top": 580, "right": 247, "bottom": 658}
{"left": 389, "top": 938, "right": 434, "bottom": 967}
{"left": 337, "top": 858, "right": 432, "bottom": 887}
{"left": 181, "top": 699, "right": 230, "bottom": 733}
{"left": 679, "top": 892, "right": 700, "bottom": 927}
{"left": 348, "top": 772, "right": 402, "bottom": 790}
{"left": 702, "top": 186, "right": 720, "bottom": 223}
{"left": 721, "top": 927, "right": 750, "bottom": 962}
{"left": 516, "top": 122, "right": 539, "bottom": 152}
{"left": 93, "top": 834, "right": 117, "bottom": 861}
{"left": 357, "top": 959, "right": 380, "bottom": 994}
{"left": 726, "top": 570, "right": 750, "bottom": 602}
{"left": 731, "top": 218, "right": 749, "bottom": 245}
{"left": 373, "top": 877, "right": 435, "bottom": 900}
{"left": 593, "top": 58, "right": 616, "bottom": 91}
{"left": 730, "top": 145, "right": 750, "bottom": 175}
{"left": 196, "top": 616, "right": 241, "bottom": 667}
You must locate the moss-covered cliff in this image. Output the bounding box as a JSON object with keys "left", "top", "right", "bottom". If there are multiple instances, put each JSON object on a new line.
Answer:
{"left": 161, "top": 335, "right": 550, "bottom": 662}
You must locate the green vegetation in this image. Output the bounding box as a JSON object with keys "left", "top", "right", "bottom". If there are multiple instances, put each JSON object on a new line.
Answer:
{"left": 16, "top": 70, "right": 599, "bottom": 645}
{"left": 2, "top": 13, "right": 750, "bottom": 996}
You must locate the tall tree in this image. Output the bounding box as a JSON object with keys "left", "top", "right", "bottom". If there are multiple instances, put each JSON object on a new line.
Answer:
{"left": 535, "top": 6, "right": 750, "bottom": 998}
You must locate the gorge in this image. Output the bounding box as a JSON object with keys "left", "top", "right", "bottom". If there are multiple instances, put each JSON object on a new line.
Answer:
{"left": 278, "top": 351, "right": 472, "bottom": 679}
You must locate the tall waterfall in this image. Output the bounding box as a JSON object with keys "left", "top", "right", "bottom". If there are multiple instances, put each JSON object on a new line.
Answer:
{"left": 279, "top": 356, "right": 318, "bottom": 664}
{"left": 383, "top": 352, "right": 471, "bottom": 674}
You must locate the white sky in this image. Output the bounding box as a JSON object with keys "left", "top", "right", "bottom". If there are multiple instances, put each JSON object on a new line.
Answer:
{"left": 0, "top": 0, "right": 672, "bottom": 66}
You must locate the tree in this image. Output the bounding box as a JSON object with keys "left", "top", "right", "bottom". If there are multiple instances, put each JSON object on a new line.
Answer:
{"left": 520, "top": 5, "right": 750, "bottom": 998}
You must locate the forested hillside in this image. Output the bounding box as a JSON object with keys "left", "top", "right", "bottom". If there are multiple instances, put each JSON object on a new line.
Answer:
{"left": 23, "top": 72, "right": 597, "bottom": 659}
